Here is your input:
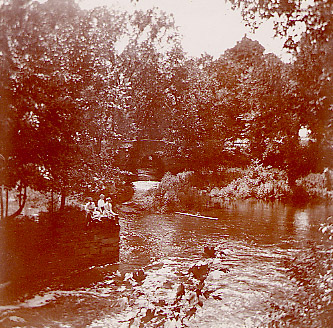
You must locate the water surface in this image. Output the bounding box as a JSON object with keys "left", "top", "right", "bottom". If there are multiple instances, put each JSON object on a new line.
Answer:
{"left": 0, "top": 200, "right": 332, "bottom": 327}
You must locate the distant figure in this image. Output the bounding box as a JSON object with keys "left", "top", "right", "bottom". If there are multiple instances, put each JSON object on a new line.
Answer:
{"left": 104, "top": 197, "right": 119, "bottom": 220}
{"left": 324, "top": 168, "right": 332, "bottom": 190}
{"left": 97, "top": 193, "right": 106, "bottom": 212}
{"left": 84, "top": 197, "right": 95, "bottom": 226}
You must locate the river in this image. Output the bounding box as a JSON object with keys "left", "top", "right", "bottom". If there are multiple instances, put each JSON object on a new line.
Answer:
{"left": 0, "top": 199, "right": 332, "bottom": 327}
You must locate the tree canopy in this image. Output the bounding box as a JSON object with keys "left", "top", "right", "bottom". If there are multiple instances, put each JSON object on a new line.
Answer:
{"left": 0, "top": 0, "right": 331, "bottom": 218}
{"left": 227, "top": 0, "right": 332, "bottom": 49}
{"left": 0, "top": 0, "right": 182, "bottom": 217}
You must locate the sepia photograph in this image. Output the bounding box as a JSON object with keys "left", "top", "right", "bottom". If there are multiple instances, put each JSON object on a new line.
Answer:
{"left": 0, "top": 0, "right": 332, "bottom": 327}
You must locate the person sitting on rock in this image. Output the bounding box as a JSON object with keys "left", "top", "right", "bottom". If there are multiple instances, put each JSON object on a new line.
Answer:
{"left": 104, "top": 197, "right": 119, "bottom": 220}
{"left": 84, "top": 197, "right": 96, "bottom": 226}
{"left": 97, "top": 193, "right": 106, "bottom": 213}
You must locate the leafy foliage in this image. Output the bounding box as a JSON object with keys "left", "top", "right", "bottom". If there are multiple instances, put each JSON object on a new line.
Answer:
{"left": 227, "top": 0, "right": 332, "bottom": 50}
{"left": 210, "top": 162, "right": 291, "bottom": 201}
{"left": 296, "top": 172, "right": 333, "bottom": 202}
{"left": 0, "top": 0, "right": 331, "bottom": 219}
{"left": 133, "top": 171, "right": 209, "bottom": 213}
{"left": 0, "top": 0, "right": 181, "bottom": 217}
{"left": 225, "top": 0, "right": 332, "bottom": 178}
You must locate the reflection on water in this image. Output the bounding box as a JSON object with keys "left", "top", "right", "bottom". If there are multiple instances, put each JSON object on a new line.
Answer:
{"left": 119, "top": 201, "right": 331, "bottom": 273}
{"left": 294, "top": 210, "right": 310, "bottom": 234}
{"left": 0, "top": 200, "right": 332, "bottom": 327}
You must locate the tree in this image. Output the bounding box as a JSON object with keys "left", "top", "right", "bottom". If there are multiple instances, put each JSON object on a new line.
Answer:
{"left": 168, "top": 55, "right": 229, "bottom": 170}
{"left": 0, "top": 0, "right": 186, "bottom": 217}
{"left": 226, "top": 0, "right": 332, "bottom": 49}
{"left": 117, "top": 8, "right": 183, "bottom": 142}
{"left": 208, "top": 36, "right": 318, "bottom": 184}
{"left": 291, "top": 36, "right": 333, "bottom": 170}
{"left": 0, "top": 0, "right": 130, "bottom": 216}
{"left": 226, "top": 0, "right": 332, "bottom": 175}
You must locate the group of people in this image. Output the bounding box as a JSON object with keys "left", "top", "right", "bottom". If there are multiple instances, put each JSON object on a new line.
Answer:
{"left": 84, "top": 194, "right": 119, "bottom": 225}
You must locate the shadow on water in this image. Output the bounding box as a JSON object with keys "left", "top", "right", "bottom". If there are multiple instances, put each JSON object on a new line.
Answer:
{"left": 0, "top": 217, "right": 120, "bottom": 305}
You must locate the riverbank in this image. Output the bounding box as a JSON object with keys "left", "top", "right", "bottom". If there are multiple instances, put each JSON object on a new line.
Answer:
{"left": 129, "top": 166, "right": 333, "bottom": 215}
{"left": 0, "top": 208, "right": 120, "bottom": 305}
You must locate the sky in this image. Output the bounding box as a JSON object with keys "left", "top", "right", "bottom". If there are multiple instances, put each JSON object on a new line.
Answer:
{"left": 79, "top": 0, "right": 292, "bottom": 61}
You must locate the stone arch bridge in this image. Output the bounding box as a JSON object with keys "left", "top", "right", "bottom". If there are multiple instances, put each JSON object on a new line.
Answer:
{"left": 116, "top": 139, "right": 177, "bottom": 179}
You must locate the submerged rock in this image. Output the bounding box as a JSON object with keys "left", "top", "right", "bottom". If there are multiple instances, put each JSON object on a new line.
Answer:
{"left": 204, "top": 246, "right": 216, "bottom": 258}
{"left": 189, "top": 263, "right": 210, "bottom": 281}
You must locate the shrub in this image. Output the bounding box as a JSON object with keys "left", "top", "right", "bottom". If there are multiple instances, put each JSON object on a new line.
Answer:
{"left": 209, "top": 163, "right": 291, "bottom": 202}
{"left": 296, "top": 173, "right": 333, "bottom": 203}
{"left": 136, "top": 171, "right": 209, "bottom": 213}
{"left": 198, "top": 166, "right": 332, "bottom": 204}
{"left": 133, "top": 166, "right": 332, "bottom": 213}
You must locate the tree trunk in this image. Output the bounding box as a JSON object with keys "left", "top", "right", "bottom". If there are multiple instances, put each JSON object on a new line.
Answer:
{"left": 5, "top": 188, "right": 8, "bottom": 217}
{"left": 94, "top": 134, "right": 102, "bottom": 155}
{"left": 18, "top": 185, "right": 22, "bottom": 207}
{"left": 288, "top": 172, "right": 297, "bottom": 193}
{"left": 6, "top": 186, "right": 27, "bottom": 220}
{"left": 51, "top": 189, "right": 54, "bottom": 214}
{"left": 60, "top": 191, "right": 66, "bottom": 211}
{"left": 0, "top": 186, "right": 3, "bottom": 219}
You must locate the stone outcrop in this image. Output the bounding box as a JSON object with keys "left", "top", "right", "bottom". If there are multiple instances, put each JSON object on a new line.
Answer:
{"left": 0, "top": 219, "right": 120, "bottom": 288}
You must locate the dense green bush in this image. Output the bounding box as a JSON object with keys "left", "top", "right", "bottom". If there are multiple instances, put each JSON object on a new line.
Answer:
{"left": 133, "top": 165, "right": 332, "bottom": 213}
{"left": 210, "top": 163, "right": 291, "bottom": 202}
{"left": 208, "top": 164, "right": 333, "bottom": 204}
{"left": 188, "top": 167, "right": 244, "bottom": 190}
{"left": 296, "top": 173, "right": 333, "bottom": 203}
{"left": 135, "top": 171, "right": 209, "bottom": 213}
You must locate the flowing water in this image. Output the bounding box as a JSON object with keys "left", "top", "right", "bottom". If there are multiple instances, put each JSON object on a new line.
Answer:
{"left": 0, "top": 199, "right": 332, "bottom": 327}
